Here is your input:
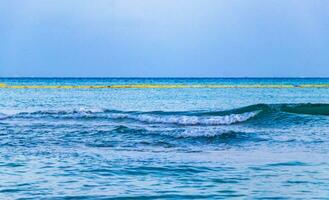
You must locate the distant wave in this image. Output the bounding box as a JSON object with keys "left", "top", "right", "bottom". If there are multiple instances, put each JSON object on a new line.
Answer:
{"left": 22, "top": 108, "right": 106, "bottom": 115}
{"left": 0, "top": 108, "right": 106, "bottom": 121}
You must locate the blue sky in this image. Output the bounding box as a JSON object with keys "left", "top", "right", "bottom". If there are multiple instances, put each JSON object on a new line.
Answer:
{"left": 0, "top": 0, "right": 329, "bottom": 77}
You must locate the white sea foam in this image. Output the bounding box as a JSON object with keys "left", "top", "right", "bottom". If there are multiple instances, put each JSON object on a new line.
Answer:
{"left": 0, "top": 108, "right": 259, "bottom": 125}
{"left": 160, "top": 127, "right": 230, "bottom": 138}
{"left": 109, "top": 111, "right": 259, "bottom": 125}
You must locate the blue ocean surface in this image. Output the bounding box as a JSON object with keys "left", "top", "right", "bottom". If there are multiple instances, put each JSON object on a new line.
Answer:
{"left": 0, "top": 78, "right": 329, "bottom": 199}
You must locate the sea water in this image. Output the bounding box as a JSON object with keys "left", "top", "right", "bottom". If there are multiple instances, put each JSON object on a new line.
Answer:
{"left": 0, "top": 78, "right": 329, "bottom": 199}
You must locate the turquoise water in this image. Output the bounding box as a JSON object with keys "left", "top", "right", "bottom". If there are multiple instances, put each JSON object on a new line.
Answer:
{"left": 0, "top": 78, "right": 329, "bottom": 199}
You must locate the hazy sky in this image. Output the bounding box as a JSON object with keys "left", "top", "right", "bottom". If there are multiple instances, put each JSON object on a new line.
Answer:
{"left": 1, "top": 0, "right": 329, "bottom": 77}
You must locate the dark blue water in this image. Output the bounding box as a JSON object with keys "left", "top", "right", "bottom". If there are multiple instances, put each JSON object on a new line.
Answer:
{"left": 0, "top": 78, "right": 329, "bottom": 199}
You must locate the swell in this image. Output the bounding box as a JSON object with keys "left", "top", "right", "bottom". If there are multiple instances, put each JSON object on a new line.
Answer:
{"left": 1, "top": 103, "right": 328, "bottom": 125}
{"left": 199, "top": 103, "right": 329, "bottom": 116}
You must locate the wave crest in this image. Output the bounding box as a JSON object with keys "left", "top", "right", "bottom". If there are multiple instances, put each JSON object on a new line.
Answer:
{"left": 110, "top": 112, "right": 259, "bottom": 125}
{"left": 1, "top": 103, "right": 328, "bottom": 124}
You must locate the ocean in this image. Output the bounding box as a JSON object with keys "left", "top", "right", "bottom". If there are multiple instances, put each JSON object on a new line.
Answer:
{"left": 0, "top": 78, "right": 329, "bottom": 199}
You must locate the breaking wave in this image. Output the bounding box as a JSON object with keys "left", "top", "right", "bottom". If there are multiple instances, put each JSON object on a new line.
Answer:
{"left": 1, "top": 103, "right": 329, "bottom": 125}
{"left": 108, "top": 112, "right": 259, "bottom": 125}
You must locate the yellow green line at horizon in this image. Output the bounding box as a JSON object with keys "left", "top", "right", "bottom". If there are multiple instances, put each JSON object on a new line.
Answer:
{"left": 1, "top": 83, "right": 329, "bottom": 89}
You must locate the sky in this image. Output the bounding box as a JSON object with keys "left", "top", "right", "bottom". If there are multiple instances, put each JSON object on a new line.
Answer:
{"left": 0, "top": 0, "right": 329, "bottom": 77}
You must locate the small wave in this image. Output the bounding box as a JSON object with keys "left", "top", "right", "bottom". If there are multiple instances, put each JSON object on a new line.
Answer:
{"left": 26, "top": 108, "right": 106, "bottom": 115}
{"left": 0, "top": 113, "right": 8, "bottom": 120}
{"left": 98, "top": 125, "right": 252, "bottom": 142}
{"left": 0, "top": 108, "right": 107, "bottom": 120}
{"left": 164, "top": 128, "right": 243, "bottom": 138}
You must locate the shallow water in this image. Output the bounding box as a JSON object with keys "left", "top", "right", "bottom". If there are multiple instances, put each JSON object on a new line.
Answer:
{"left": 0, "top": 78, "right": 329, "bottom": 199}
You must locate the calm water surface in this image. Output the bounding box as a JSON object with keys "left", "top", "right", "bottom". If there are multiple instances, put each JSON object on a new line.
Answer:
{"left": 0, "top": 78, "right": 329, "bottom": 199}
